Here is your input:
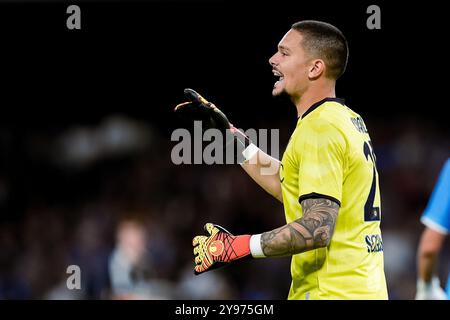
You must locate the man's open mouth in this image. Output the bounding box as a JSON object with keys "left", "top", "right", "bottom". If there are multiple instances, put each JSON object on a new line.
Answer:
{"left": 273, "top": 69, "right": 284, "bottom": 88}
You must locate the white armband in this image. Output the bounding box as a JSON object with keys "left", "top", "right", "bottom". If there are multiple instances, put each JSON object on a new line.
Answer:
{"left": 242, "top": 143, "right": 259, "bottom": 162}
{"left": 249, "top": 234, "right": 266, "bottom": 258}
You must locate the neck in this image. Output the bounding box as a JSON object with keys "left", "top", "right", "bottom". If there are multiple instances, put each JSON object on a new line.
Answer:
{"left": 293, "top": 85, "right": 336, "bottom": 118}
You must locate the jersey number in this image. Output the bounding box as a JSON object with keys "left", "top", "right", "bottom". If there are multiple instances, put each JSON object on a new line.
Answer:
{"left": 363, "top": 141, "right": 381, "bottom": 221}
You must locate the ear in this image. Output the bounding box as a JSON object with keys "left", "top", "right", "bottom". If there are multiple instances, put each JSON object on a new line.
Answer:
{"left": 308, "top": 59, "right": 325, "bottom": 79}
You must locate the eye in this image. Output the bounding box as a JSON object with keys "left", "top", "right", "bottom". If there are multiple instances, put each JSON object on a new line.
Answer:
{"left": 281, "top": 51, "right": 289, "bottom": 57}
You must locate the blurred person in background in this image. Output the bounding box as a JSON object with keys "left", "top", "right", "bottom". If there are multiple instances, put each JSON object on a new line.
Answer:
{"left": 416, "top": 158, "right": 450, "bottom": 300}
{"left": 109, "top": 217, "right": 173, "bottom": 299}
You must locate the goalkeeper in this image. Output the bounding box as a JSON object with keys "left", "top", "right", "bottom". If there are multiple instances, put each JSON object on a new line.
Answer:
{"left": 176, "top": 21, "right": 388, "bottom": 300}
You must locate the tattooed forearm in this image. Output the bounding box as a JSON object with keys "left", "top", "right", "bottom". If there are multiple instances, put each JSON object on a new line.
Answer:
{"left": 261, "top": 198, "right": 339, "bottom": 257}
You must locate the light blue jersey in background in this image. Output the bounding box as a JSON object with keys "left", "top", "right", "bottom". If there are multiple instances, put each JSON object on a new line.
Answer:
{"left": 421, "top": 158, "right": 450, "bottom": 298}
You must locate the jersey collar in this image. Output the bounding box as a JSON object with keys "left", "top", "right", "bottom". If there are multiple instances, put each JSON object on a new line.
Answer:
{"left": 300, "top": 97, "right": 346, "bottom": 119}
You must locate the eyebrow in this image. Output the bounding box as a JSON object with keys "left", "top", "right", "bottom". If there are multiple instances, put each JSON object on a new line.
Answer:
{"left": 278, "top": 45, "right": 291, "bottom": 52}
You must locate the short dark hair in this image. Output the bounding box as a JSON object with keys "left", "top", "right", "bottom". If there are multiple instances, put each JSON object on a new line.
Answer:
{"left": 291, "top": 20, "right": 348, "bottom": 80}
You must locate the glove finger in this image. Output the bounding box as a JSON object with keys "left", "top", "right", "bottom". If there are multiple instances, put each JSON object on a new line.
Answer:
{"left": 174, "top": 101, "right": 193, "bottom": 112}
{"left": 195, "top": 256, "right": 213, "bottom": 272}
{"left": 184, "top": 88, "right": 220, "bottom": 114}
{"left": 194, "top": 264, "right": 205, "bottom": 275}
{"left": 193, "top": 245, "right": 201, "bottom": 255}
{"left": 204, "top": 223, "right": 219, "bottom": 236}
{"left": 193, "top": 235, "right": 207, "bottom": 246}
{"left": 184, "top": 88, "right": 209, "bottom": 105}
{"left": 195, "top": 255, "right": 203, "bottom": 265}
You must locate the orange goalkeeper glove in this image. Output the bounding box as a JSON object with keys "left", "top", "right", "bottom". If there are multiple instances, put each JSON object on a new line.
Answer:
{"left": 192, "top": 223, "right": 253, "bottom": 275}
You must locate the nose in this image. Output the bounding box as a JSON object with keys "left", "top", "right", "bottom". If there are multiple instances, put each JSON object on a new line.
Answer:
{"left": 269, "top": 52, "right": 278, "bottom": 67}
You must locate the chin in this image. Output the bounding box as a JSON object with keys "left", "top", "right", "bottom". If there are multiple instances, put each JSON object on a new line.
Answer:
{"left": 272, "top": 85, "right": 282, "bottom": 96}
{"left": 272, "top": 87, "right": 286, "bottom": 97}
{"left": 272, "top": 89, "right": 291, "bottom": 102}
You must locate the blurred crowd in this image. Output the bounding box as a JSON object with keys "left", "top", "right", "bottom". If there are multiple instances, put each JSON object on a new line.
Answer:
{"left": 0, "top": 114, "right": 448, "bottom": 299}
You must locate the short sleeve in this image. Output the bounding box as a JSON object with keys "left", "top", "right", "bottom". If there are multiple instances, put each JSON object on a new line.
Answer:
{"left": 421, "top": 159, "right": 450, "bottom": 234}
{"left": 295, "top": 119, "right": 345, "bottom": 206}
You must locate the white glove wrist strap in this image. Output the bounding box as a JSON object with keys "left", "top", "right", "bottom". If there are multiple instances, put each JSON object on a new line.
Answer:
{"left": 250, "top": 234, "right": 266, "bottom": 258}
{"left": 242, "top": 143, "right": 259, "bottom": 162}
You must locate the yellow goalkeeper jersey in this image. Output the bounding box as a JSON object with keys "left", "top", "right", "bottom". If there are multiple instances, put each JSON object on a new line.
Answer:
{"left": 279, "top": 97, "right": 388, "bottom": 300}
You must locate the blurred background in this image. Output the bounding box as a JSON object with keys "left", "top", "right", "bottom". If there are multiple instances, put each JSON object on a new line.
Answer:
{"left": 0, "top": 0, "right": 449, "bottom": 299}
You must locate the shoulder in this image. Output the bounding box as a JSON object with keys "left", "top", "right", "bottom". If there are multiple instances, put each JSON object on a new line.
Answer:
{"left": 306, "top": 101, "right": 372, "bottom": 138}
{"left": 432, "top": 158, "right": 450, "bottom": 189}
{"left": 442, "top": 158, "right": 450, "bottom": 176}
{"left": 299, "top": 108, "right": 346, "bottom": 138}
{"left": 294, "top": 117, "right": 347, "bottom": 158}
{"left": 420, "top": 158, "right": 450, "bottom": 232}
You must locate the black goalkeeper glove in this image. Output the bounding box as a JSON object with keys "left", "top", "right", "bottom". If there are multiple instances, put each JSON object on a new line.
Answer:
{"left": 175, "top": 89, "right": 233, "bottom": 133}
{"left": 174, "top": 89, "right": 254, "bottom": 158}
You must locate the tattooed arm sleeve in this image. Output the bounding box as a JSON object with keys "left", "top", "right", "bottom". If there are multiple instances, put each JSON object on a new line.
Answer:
{"left": 260, "top": 198, "right": 339, "bottom": 257}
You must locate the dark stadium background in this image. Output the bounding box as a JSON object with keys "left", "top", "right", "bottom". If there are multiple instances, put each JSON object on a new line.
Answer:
{"left": 0, "top": 0, "right": 448, "bottom": 299}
